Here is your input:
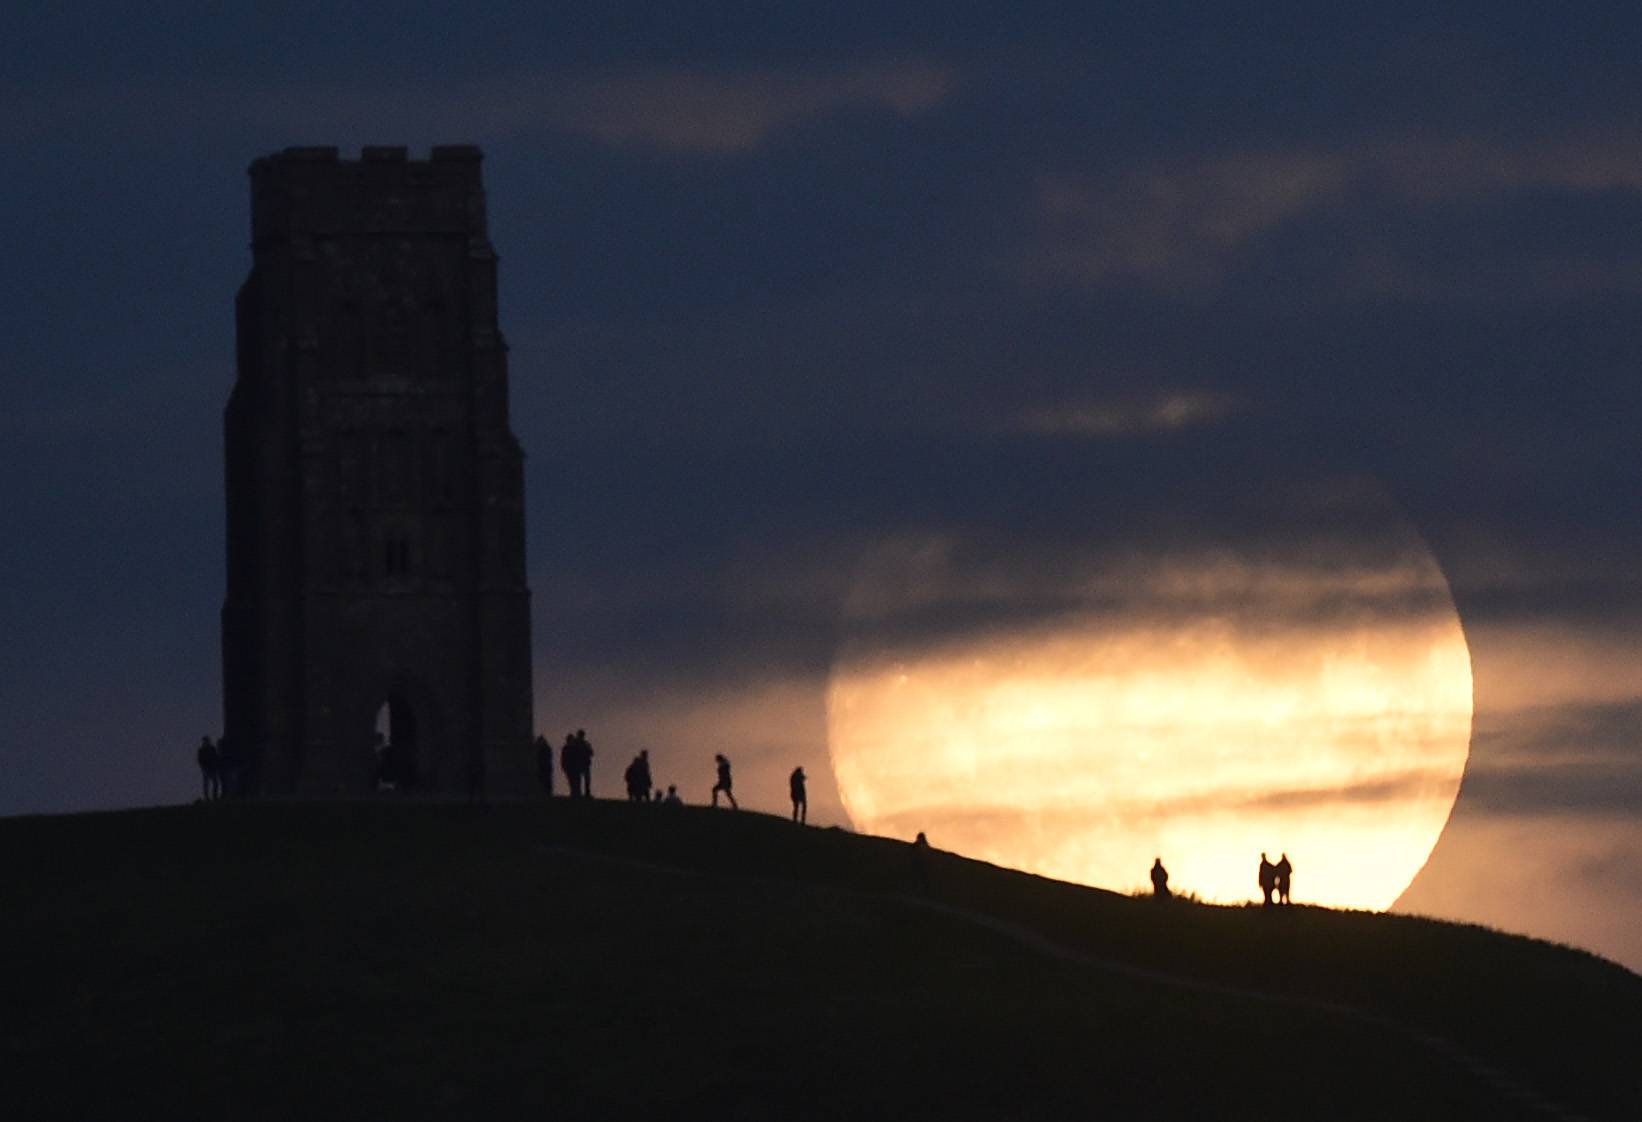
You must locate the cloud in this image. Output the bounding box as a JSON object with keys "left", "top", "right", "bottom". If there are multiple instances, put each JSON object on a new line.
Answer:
{"left": 1011, "top": 389, "right": 1241, "bottom": 438}
{"left": 1455, "top": 698, "right": 1642, "bottom": 816}
{"left": 872, "top": 766, "right": 1465, "bottom": 839}
{"left": 1468, "top": 622, "right": 1642, "bottom": 713}
{"left": 835, "top": 476, "right": 1460, "bottom": 643}
{"left": 1024, "top": 132, "right": 1642, "bottom": 290}
{"left": 1029, "top": 152, "right": 1351, "bottom": 287}
{"left": 1461, "top": 758, "right": 1642, "bottom": 816}
{"left": 544, "top": 60, "right": 953, "bottom": 153}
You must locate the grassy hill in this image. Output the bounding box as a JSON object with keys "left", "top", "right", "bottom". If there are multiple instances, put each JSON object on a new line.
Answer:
{"left": 4, "top": 800, "right": 1638, "bottom": 1120}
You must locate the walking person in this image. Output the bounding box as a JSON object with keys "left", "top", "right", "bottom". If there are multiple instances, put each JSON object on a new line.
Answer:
{"left": 789, "top": 766, "right": 807, "bottom": 823}
{"left": 711, "top": 754, "right": 737, "bottom": 809}
{"left": 196, "top": 735, "right": 220, "bottom": 801}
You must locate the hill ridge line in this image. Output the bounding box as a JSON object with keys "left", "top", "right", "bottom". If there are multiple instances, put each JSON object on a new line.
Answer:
{"left": 543, "top": 841, "right": 1593, "bottom": 1122}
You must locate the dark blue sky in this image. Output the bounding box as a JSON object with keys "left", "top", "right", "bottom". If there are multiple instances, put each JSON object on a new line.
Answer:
{"left": 3, "top": 6, "right": 1640, "bottom": 968}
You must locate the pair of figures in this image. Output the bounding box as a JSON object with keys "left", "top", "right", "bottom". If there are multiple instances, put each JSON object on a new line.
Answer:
{"left": 560, "top": 729, "right": 594, "bottom": 797}
{"left": 194, "top": 735, "right": 240, "bottom": 800}
{"left": 1259, "top": 852, "right": 1293, "bottom": 905}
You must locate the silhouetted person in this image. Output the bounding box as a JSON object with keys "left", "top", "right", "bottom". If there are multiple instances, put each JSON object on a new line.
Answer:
{"left": 574, "top": 729, "right": 594, "bottom": 798}
{"left": 1274, "top": 854, "right": 1293, "bottom": 905}
{"left": 560, "top": 730, "right": 594, "bottom": 798}
{"left": 625, "top": 750, "right": 653, "bottom": 803}
{"left": 664, "top": 784, "right": 681, "bottom": 805}
{"left": 1150, "top": 857, "right": 1170, "bottom": 899}
{"left": 711, "top": 754, "right": 737, "bottom": 809}
{"left": 789, "top": 766, "right": 807, "bottom": 823}
{"left": 534, "top": 735, "right": 554, "bottom": 796}
{"left": 561, "top": 733, "right": 579, "bottom": 796}
{"left": 196, "top": 736, "right": 220, "bottom": 801}
{"left": 910, "top": 831, "right": 933, "bottom": 886}
{"left": 1258, "top": 852, "right": 1276, "bottom": 907}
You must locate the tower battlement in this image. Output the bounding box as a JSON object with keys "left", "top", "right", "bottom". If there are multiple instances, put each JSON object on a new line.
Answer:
{"left": 249, "top": 145, "right": 488, "bottom": 242}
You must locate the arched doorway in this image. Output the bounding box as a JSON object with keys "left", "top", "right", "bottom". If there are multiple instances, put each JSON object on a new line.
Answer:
{"left": 372, "top": 691, "right": 421, "bottom": 791}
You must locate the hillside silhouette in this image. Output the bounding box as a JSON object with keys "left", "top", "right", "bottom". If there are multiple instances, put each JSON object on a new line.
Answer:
{"left": 4, "top": 800, "right": 1638, "bottom": 1120}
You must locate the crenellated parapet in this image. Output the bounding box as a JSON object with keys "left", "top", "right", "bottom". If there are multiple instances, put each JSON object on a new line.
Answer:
{"left": 249, "top": 145, "right": 489, "bottom": 247}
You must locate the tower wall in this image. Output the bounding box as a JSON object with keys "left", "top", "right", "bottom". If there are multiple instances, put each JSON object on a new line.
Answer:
{"left": 223, "top": 145, "right": 533, "bottom": 797}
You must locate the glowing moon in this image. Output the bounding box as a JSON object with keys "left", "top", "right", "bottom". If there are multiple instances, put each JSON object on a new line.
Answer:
{"left": 826, "top": 504, "right": 1473, "bottom": 910}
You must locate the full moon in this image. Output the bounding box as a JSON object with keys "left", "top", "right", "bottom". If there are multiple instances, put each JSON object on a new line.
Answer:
{"left": 825, "top": 492, "right": 1473, "bottom": 910}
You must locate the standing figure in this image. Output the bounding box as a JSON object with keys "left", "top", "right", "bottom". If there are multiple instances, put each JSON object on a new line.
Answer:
{"left": 560, "top": 733, "right": 579, "bottom": 797}
{"left": 196, "top": 736, "right": 220, "bottom": 801}
{"left": 575, "top": 729, "right": 594, "bottom": 798}
{"left": 789, "top": 766, "right": 807, "bottom": 823}
{"left": 711, "top": 754, "right": 737, "bottom": 809}
{"left": 1150, "top": 857, "right": 1170, "bottom": 899}
{"left": 1274, "top": 853, "right": 1293, "bottom": 905}
{"left": 534, "top": 735, "right": 554, "bottom": 796}
{"left": 1258, "top": 852, "right": 1276, "bottom": 907}
{"left": 664, "top": 784, "right": 682, "bottom": 805}
{"left": 625, "top": 750, "right": 653, "bottom": 803}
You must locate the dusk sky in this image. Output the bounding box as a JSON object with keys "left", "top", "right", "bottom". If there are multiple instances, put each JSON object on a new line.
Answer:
{"left": 4, "top": 7, "right": 1640, "bottom": 970}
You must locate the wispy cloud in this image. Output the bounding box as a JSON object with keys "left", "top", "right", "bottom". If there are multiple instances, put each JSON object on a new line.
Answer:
{"left": 837, "top": 484, "right": 1458, "bottom": 637}
{"left": 1024, "top": 132, "right": 1642, "bottom": 290}
{"left": 544, "top": 60, "right": 952, "bottom": 153}
{"left": 872, "top": 765, "right": 1468, "bottom": 838}
{"left": 1011, "top": 389, "right": 1241, "bottom": 437}
{"left": 1030, "top": 152, "right": 1350, "bottom": 287}
{"left": 1453, "top": 691, "right": 1642, "bottom": 817}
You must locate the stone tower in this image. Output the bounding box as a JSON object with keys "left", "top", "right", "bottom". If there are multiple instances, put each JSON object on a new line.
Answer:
{"left": 223, "top": 145, "right": 532, "bottom": 797}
